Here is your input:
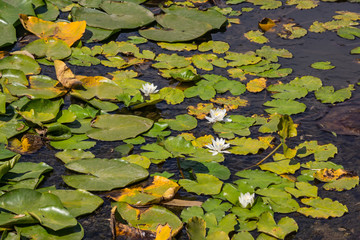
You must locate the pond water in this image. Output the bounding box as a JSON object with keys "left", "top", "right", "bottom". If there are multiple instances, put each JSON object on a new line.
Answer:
{"left": 7, "top": 0, "right": 360, "bottom": 239}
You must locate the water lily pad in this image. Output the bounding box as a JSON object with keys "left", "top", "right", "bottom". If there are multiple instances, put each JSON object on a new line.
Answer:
{"left": 0, "top": 21, "right": 16, "bottom": 48}
{"left": 311, "top": 61, "right": 335, "bottom": 70}
{"left": 0, "top": 54, "right": 41, "bottom": 75}
{"left": 229, "top": 137, "right": 271, "bottom": 155}
{"left": 23, "top": 38, "right": 71, "bottom": 60}
{"left": 257, "top": 212, "right": 298, "bottom": 239}
{"left": 47, "top": 189, "right": 103, "bottom": 217}
{"left": 296, "top": 141, "right": 337, "bottom": 161}
{"left": 0, "top": 188, "right": 77, "bottom": 231}
{"left": 50, "top": 134, "right": 96, "bottom": 150}
{"left": 19, "top": 98, "right": 63, "bottom": 125}
{"left": 256, "top": 46, "right": 293, "bottom": 62}
{"left": 260, "top": 160, "right": 300, "bottom": 175}
{"left": 139, "top": 14, "right": 213, "bottom": 42}
{"left": 315, "top": 85, "right": 354, "bottom": 104}
{"left": 337, "top": 26, "right": 360, "bottom": 39}
{"left": 158, "top": 42, "right": 197, "bottom": 51}
{"left": 297, "top": 197, "right": 348, "bottom": 218}
{"left": 63, "top": 158, "right": 148, "bottom": 191}
{"left": 263, "top": 99, "right": 306, "bottom": 115}
{"left": 71, "top": 1, "right": 154, "bottom": 30}
{"left": 86, "top": 114, "right": 153, "bottom": 141}
{"left": 286, "top": 0, "right": 319, "bottom": 9}
{"left": 235, "top": 169, "right": 282, "bottom": 189}
{"left": 159, "top": 114, "right": 197, "bottom": 131}
{"left": 198, "top": 41, "right": 230, "bottom": 54}
{"left": 247, "top": 0, "right": 282, "bottom": 9}
{"left": 289, "top": 76, "right": 322, "bottom": 91}
{"left": 278, "top": 23, "right": 307, "bottom": 39}
{"left": 244, "top": 30, "right": 269, "bottom": 44}
{"left": 179, "top": 173, "right": 223, "bottom": 195}
{"left": 16, "top": 224, "right": 84, "bottom": 240}
{"left": 268, "top": 83, "right": 308, "bottom": 100}
{"left": 55, "top": 149, "right": 95, "bottom": 164}
{"left": 115, "top": 202, "right": 182, "bottom": 235}
{"left": 0, "top": 0, "right": 35, "bottom": 25}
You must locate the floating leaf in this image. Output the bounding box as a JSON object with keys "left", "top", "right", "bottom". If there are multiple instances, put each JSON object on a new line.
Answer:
{"left": 296, "top": 141, "right": 337, "bottom": 161}
{"left": 159, "top": 87, "right": 185, "bottom": 105}
{"left": 337, "top": 26, "right": 360, "bottom": 39}
{"left": 247, "top": 0, "right": 282, "bottom": 9}
{"left": 235, "top": 169, "right": 282, "bottom": 189}
{"left": 260, "top": 160, "right": 300, "bottom": 175}
{"left": 16, "top": 224, "right": 84, "bottom": 240}
{"left": 54, "top": 60, "right": 82, "bottom": 88}
{"left": 141, "top": 143, "right": 172, "bottom": 163}
{"left": 115, "top": 202, "right": 183, "bottom": 235}
{"left": 244, "top": 30, "right": 269, "bottom": 44}
{"left": 257, "top": 212, "right": 298, "bottom": 239}
{"left": 20, "top": 15, "right": 86, "bottom": 47}
{"left": 159, "top": 114, "right": 197, "bottom": 131}
{"left": 158, "top": 42, "right": 197, "bottom": 51}
{"left": 267, "top": 83, "right": 308, "bottom": 100}
{"left": 188, "top": 103, "right": 214, "bottom": 120}
{"left": 255, "top": 46, "right": 293, "bottom": 62}
{"left": 50, "top": 134, "right": 96, "bottom": 150}
{"left": 19, "top": 98, "right": 63, "bottom": 125}
{"left": 186, "top": 216, "right": 206, "bottom": 240}
{"left": 289, "top": 76, "right": 322, "bottom": 91}
{"left": 323, "top": 175, "right": 359, "bottom": 191}
{"left": 211, "top": 97, "right": 248, "bottom": 111}
{"left": 286, "top": 0, "right": 319, "bottom": 9}
{"left": 63, "top": 158, "right": 148, "bottom": 191}
{"left": 258, "top": 18, "right": 276, "bottom": 32}
{"left": 8, "top": 134, "right": 43, "bottom": 154}
{"left": 350, "top": 46, "right": 360, "bottom": 54}
{"left": 225, "top": 51, "right": 262, "bottom": 67}
{"left": 297, "top": 197, "right": 348, "bottom": 218}
{"left": 23, "top": 38, "right": 71, "bottom": 61}
{"left": 55, "top": 149, "right": 95, "bottom": 164}
{"left": 263, "top": 99, "right": 306, "bottom": 115}
{"left": 0, "top": 54, "right": 41, "bottom": 75}
{"left": 164, "top": 136, "right": 196, "bottom": 157}
{"left": 315, "top": 85, "right": 354, "bottom": 104}
{"left": 198, "top": 41, "right": 230, "bottom": 54}
{"left": 284, "top": 181, "right": 318, "bottom": 198}
{"left": 278, "top": 23, "right": 307, "bottom": 39}
{"left": 153, "top": 53, "right": 191, "bottom": 69}
{"left": 108, "top": 176, "right": 180, "bottom": 205}
{"left": 257, "top": 68, "right": 293, "bottom": 78}
{"left": 179, "top": 173, "right": 223, "bottom": 195}
{"left": 87, "top": 114, "right": 153, "bottom": 141}
{"left": 246, "top": 78, "right": 267, "bottom": 93}
{"left": 71, "top": 1, "right": 154, "bottom": 31}
{"left": 229, "top": 137, "right": 271, "bottom": 155}
{"left": 310, "top": 61, "right": 335, "bottom": 70}
{"left": 0, "top": 188, "right": 77, "bottom": 231}
{"left": 0, "top": 21, "right": 16, "bottom": 48}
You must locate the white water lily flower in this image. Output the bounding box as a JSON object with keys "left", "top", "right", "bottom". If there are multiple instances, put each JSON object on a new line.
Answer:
{"left": 140, "top": 83, "right": 159, "bottom": 96}
{"left": 205, "top": 137, "right": 230, "bottom": 155}
{"left": 205, "top": 108, "right": 231, "bottom": 123}
{"left": 239, "top": 192, "right": 255, "bottom": 209}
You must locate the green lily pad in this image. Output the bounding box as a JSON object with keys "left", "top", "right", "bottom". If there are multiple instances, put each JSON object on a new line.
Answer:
{"left": 247, "top": 0, "right": 282, "bottom": 10}
{"left": 159, "top": 87, "right": 185, "bottom": 105}
{"left": 63, "top": 158, "right": 148, "bottom": 191}
{"left": 263, "top": 99, "right": 306, "bottom": 115}
{"left": 47, "top": 189, "right": 103, "bottom": 217}
{"left": 337, "top": 26, "right": 360, "bottom": 39}
{"left": 289, "top": 76, "right": 322, "bottom": 92}
{"left": 159, "top": 114, "right": 197, "bottom": 131}
{"left": 199, "top": 41, "right": 230, "bottom": 54}
{"left": 55, "top": 149, "right": 95, "bottom": 164}
{"left": 296, "top": 141, "right": 338, "bottom": 161}
{"left": 311, "top": 61, "right": 335, "bottom": 70}
{"left": 255, "top": 46, "right": 293, "bottom": 62}
{"left": 16, "top": 223, "right": 84, "bottom": 240}
{"left": 257, "top": 68, "right": 293, "bottom": 78}
{"left": 257, "top": 212, "right": 298, "bottom": 239}
{"left": 179, "top": 173, "right": 223, "bottom": 195}
{"left": 323, "top": 176, "right": 359, "bottom": 191}
{"left": 259, "top": 160, "right": 300, "bottom": 175}
{"left": 0, "top": 21, "right": 16, "bottom": 48}
{"left": 235, "top": 169, "right": 282, "bottom": 189}
{"left": 139, "top": 14, "right": 213, "bottom": 42}
{"left": 186, "top": 216, "right": 206, "bottom": 240}
{"left": 0, "top": 54, "right": 41, "bottom": 75}
{"left": 315, "top": 85, "right": 354, "bottom": 104}
{"left": 164, "top": 136, "right": 196, "bottom": 157}
{"left": 225, "top": 51, "right": 262, "bottom": 67}
{"left": 286, "top": 0, "right": 319, "bottom": 9}
{"left": 244, "top": 30, "right": 269, "bottom": 44}
{"left": 268, "top": 84, "right": 308, "bottom": 100}
{"left": 2, "top": 162, "right": 52, "bottom": 182}
{"left": 71, "top": 1, "right": 154, "bottom": 30}
{"left": 0, "top": 188, "right": 77, "bottom": 231}
{"left": 285, "top": 182, "right": 318, "bottom": 198}
{"left": 115, "top": 202, "right": 183, "bottom": 235}
{"left": 86, "top": 114, "right": 153, "bottom": 141}
{"left": 23, "top": 38, "right": 71, "bottom": 60}
{"left": 0, "top": 155, "right": 20, "bottom": 180}
{"left": 140, "top": 143, "right": 172, "bottom": 163}
{"left": 231, "top": 197, "right": 273, "bottom": 221}
{"left": 152, "top": 53, "right": 191, "bottom": 69}
{"left": 0, "top": 118, "right": 29, "bottom": 142}
{"left": 0, "top": 0, "right": 35, "bottom": 25}
{"left": 297, "top": 197, "right": 348, "bottom": 218}
{"left": 19, "top": 99, "right": 63, "bottom": 125}
{"left": 256, "top": 188, "right": 299, "bottom": 213}
{"left": 50, "top": 134, "right": 96, "bottom": 150}
{"left": 228, "top": 137, "right": 271, "bottom": 155}
{"left": 350, "top": 46, "right": 360, "bottom": 54}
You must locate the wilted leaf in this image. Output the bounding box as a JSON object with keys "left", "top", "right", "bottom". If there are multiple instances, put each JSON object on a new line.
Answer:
{"left": 179, "top": 173, "right": 223, "bottom": 195}
{"left": 8, "top": 134, "right": 43, "bottom": 154}
{"left": 155, "top": 224, "right": 172, "bottom": 240}
{"left": 54, "top": 60, "right": 82, "bottom": 88}
{"left": 63, "top": 158, "right": 149, "bottom": 191}
{"left": 297, "top": 197, "right": 348, "bottom": 218}
{"left": 108, "top": 176, "right": 180, "bottom": 205}
{"left": 258, "top": 18, "right": 276, "bottom": 32}
{"left": 247, "top": 78, "right": 267, "bottom": 92}
{"left": 188, "top": 103, "right": 214, "bottom": 119}
{"left": 278, "top": 23, "right": 307, "bottom": 39}
{"left": 115, "top": 202, "right": 183, "bottom": 235}
{"left": 210, "top": 97, "right": 248, "bottom": 111}
{"left": 20, "top": 15, "right": 86, "bottom": 47}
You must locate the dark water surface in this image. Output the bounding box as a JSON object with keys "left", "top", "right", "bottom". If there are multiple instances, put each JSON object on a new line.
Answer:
{"left": 14, "top": 1, "right": 360, "bottom": 239}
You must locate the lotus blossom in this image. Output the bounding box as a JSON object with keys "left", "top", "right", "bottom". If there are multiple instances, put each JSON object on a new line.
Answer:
{"left": 140, "top": 83, "right": 159, "bottom": 96}
{"left": 239, "top": 192, "right": 255, "bottom": 209}
{"left": 205, "top": 108, "right": 232, "bottom": 123}
{"left": 205, "top": 137, "right": 230, "bottom": 155}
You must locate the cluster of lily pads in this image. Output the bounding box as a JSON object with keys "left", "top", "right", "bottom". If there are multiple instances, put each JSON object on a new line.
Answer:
{"left": 0, "top": 0, "right": 359, "bottom": 239}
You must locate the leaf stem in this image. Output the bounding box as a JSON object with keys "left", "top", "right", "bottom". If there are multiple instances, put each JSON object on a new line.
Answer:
{"left": 177, "top": 157, "right": 185, "bottom": 179}
{"left": 245, "top": 142, "right": 283, "bottom": 169}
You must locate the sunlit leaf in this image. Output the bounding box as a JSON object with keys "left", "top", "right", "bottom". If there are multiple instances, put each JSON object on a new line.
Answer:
{"left": 0, "top": 54, "right": 41, "bottom": 75}
{"left": 55, "top": 149, "right": 95, "bottom": 164}
{"left": 20, "top": 15, "right": 86, "bottom": 47}
{"left": 108, "top": 176, "right": 180, "bottom": 205}
{"left": 229, "top": 137, "right": 271, "bottom": 155}
{"left": 115, "top": 202, "right": 183, "bottom": 235}
{"left": 255, "top": 46, "right": 293, "bottom": 62}
{"left": 247, "top": 0, "right": 282, "bottom": 9}
{"left": 310, "top": 61, "right": 335, "bottom": 70}
{"left": 289, "top": 76, "right": 322, "bottom": 91}
{"left": 159, "top": 114, "right": 197, "bottom": 131}
{"left": 188, "top": 103, "right": 214, "bottom": 120}
{"left": 159, "top": 87, "right": 185, "bottom": 105}
{"left": 256, "top": 188, "right": 299, "bottom": 213}
{"left": 257, "top": 68, "right": 293, "bottom": 78}
{"left": 71, "top": 1, "right": 154, "bottom": 30}
{"left": 63, "top": 158, "right": 148, "bottom": 191}
{"left": 315, "top": 85, "right": 354, "bottom": 104}
{"left": 296, "top": 141, "right": 337, "bottom": 161}
{"left": 87, "top": 114, "right": 153, "bottom": 141}
{"left": 225, "top": 51, "right": 262, "bottom": 67}
{"left": 350, "top": 46, "right": 360, "bottom": 54}
{"left": 337, "top": 26, "right": 360, "bottom": 39}
{"left": 179, "top": 173, "right": 223, "bottom": 195}
{"left": 158, "top": 42, "right": 197, "bottom": 51}
{"left": 198, "top": 41, "right": 230, "bottom": 54}
{"left": 16, "top": 224, "right": 84, "bottom": 240}
{"left": 297, "top": 197, "right": 348, "bottom": 218}
{"left": 0, "top": 188, "right": 77, "bottom": 231}
{"left": 247, "top": 78, "right": 267, "bottom": 92}
{"left": 268, "top": 83, "right": 308, "bottom": 100}
{"left": 258, "top": 18, "right": 276, "bottom": 32}
{"left": 50, "top": 134, "right": 96, "bottom": 150}
{"left": 210, "top": 97, "right": 248, "bottom": 111}
{"left": 260, "top": 160, "right": 300, "bottom": 175}
{"left": 286, "top": 0, "right": 319, "bottom": 9}
{"left": 284, "top": 181, "right": 318, "bottom": 198}
{"left": 153, "top": 53, "right": 191, "bottom": 69}
{"left": 257, "top": 212, "right": 298, "bottom": 239}
{"left": 244, "top": 30, "right": 269, "bottom": 44}
{"left": 141, "top": 143, "right": 172, "bottom": 163}
{"left": 235, "top": 169, "right": 282, "bottom": 189}
{"left": 264, "top": 99, "right": 306, "bottom": 115}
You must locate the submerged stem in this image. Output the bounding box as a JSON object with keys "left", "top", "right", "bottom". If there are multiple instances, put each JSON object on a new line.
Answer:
{"left": 245, "top": 142, "right": 283, "bottom": 170}
{"left": 177, "top": 157, "right": 185, "bottom": 179}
